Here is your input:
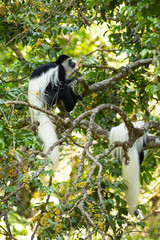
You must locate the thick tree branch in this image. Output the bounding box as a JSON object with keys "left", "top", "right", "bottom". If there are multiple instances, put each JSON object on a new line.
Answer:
{"left": 1, "top": 100, "right": 65, "bottom": 125}
{"left": 1, "top": 100, "right": 160, "bottom": 145}
{"left": 11, "top": 46, "right": 26, "bottom": 61}
{"left": 79, "top": 119, "right": 109, "bottom": 138}
{"left": 85, "top": 58, "right": 153, "bottom": 94}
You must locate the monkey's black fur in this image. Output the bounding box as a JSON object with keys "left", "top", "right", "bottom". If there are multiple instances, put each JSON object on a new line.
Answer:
{"left": 45, "top": 80, "right": 82, "bottom": 112}
{"left": 30, "top": 54, "right": 82, "bottom": 112}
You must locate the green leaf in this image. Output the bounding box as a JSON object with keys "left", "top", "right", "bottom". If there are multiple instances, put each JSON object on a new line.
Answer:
{"left": 48, "top": 49, "right": 56, "bottom": 59}
{"left": 140, "top": 49, "right": 148, "bottom": 58}
{"left": 142, "top": 173, "right": 148, "bottom": 184}
{"left": 0, "top": 139, "right": 5, "bottom": 150}
{"left": 140, "top": 205, "right": 146, "bottom": 215}
{"left": 107, "top": 198, "right": 114, "bottom": 206}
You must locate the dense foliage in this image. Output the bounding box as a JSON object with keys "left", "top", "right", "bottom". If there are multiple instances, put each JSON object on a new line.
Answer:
{"left": 0, "top": 0, "right": 160, "bottom": 239}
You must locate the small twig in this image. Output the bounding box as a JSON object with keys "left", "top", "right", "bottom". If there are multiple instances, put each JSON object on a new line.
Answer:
{"left": 85, "top": 47, "right": 119, "bottom": 57}
{"left": 4, "top": 213, "right": 14, "bottom": 240}
{"left": 0, "top": 75, "right": 30, "bottom": 83}
{"left": 46, "top": 176, "right": 53, "bottom": 203}
{"left": 141, "top": 209, "right": 160, "bottom": 222}
{"left": 78, "top": 201, "right": 105, "bottom": 240}
{"left": 30, "top": 223, "right": 39, "bottom": 240}
{"left": 80, "top": 63, "right": 118, "bottom": 72}
{"left": 76, "top": 0, "right": 100, "bottom": 26}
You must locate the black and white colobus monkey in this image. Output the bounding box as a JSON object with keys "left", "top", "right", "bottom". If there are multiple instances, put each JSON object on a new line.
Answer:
{"left": 28, "top": 55, "right": 82, "bottom": 169}
{"left": 109, "top": 121, "right": 148, "bottom": 214}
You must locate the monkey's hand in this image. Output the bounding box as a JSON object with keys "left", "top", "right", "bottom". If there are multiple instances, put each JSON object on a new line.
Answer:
{"left": 71, "top": 77, "right": 79, "bottom": 84}
{"left": 66, "top": 77, "right": 78, "bottom": 85}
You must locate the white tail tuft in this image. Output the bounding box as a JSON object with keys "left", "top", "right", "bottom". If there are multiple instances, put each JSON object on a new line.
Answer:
{"left": 28, "top": 75, "right": 59, "bottom": 170}
{"left": 109, "top": 121, "right": 147, "bottom": 214}
{"left": 122, "top": 147, "right": 140, "bottom": 214}
{"left": 38, "top": 113, "right": 59, "bottom": 170}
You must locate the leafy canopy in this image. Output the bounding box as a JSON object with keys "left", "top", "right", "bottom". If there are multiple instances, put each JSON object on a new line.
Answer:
{"left": 0, "top": 0, "right": 160, "bottom": 239}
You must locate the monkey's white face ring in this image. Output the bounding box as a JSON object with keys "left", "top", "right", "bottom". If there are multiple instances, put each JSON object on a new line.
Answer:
{"left": 61, "top": 58, "right": 75, "bottom": 72}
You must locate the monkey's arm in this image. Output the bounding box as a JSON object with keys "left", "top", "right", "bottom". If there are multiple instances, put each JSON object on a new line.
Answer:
{"left": 65, "top": 77, "right": 78, "bottom": 85}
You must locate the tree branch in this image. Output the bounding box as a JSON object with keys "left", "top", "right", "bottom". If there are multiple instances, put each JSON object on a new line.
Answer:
{"left": 11, "top": 46, "right": 26, "bottom": 61}
{"left": 86, "top": 58, "right": 153, "bottom": 94}
{"left": 80, "top": 64, "right": 118, "bottom": 72}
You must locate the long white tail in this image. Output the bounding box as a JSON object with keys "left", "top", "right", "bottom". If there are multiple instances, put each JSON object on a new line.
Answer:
{"left": 28, "top": 76, "right": 59, "bottom": 170}
{"left": 122, "top": 147, "right": 140, "bottom": 214}
{"left": 37, "top": 112, "right": 59, "bottom": 170}
{"left": 109, "top": 121, "right": 147, "bottom": 214}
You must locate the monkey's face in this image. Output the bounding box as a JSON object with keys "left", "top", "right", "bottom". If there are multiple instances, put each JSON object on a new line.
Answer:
{"left": 61, "top": 58, "right": 76, "bottom": 72}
